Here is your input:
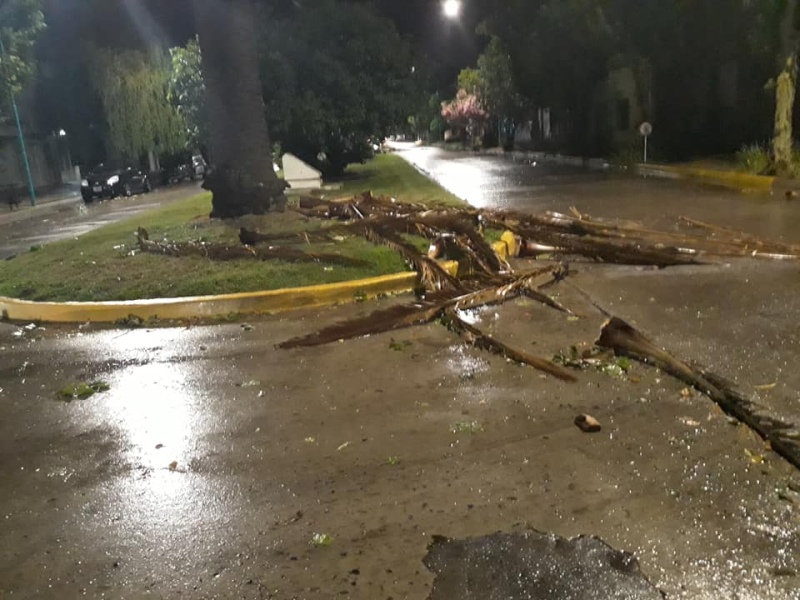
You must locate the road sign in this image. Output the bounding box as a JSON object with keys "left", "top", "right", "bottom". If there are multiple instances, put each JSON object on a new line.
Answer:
{"left": 639, "top": 122, "right": 653, "bottom": 163}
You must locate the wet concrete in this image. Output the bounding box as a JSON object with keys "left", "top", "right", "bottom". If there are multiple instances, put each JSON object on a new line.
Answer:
{"left": 0, "top": 183, "right": 203, "bottom": 260}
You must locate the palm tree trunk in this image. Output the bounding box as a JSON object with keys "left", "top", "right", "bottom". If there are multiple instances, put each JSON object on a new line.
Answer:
{"left": 193, "top": 0, "right": 286, "bottom": 217}
{"left": 772, "top": 0, "right": 798, "bottom": 174}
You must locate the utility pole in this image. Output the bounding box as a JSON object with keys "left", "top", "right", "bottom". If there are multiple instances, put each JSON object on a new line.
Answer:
{"left": 0, "top": 37, "right": 36, "bottom": 206}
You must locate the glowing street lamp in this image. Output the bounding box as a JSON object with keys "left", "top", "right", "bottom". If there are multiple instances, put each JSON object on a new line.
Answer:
{"left": 443, "top": 0, "right": 461, "bottom": 19}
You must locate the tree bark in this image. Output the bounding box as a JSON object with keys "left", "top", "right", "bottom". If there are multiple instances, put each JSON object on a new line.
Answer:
{"left": 772, "top": 0, "right": 798, "bottom": 174}
{"left": 193, "top": 0, "right": 286, "bottom": 218}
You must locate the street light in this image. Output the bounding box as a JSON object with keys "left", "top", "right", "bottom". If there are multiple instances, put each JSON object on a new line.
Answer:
{"left": 443, "top": 0, "right": 461, "bottom": 19}
{"left": 0, "top": 37, "right": 36, "bottom": 206}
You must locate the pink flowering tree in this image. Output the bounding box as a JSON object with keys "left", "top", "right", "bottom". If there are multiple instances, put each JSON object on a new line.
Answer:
{"left": 441, "top": 89, "right": 487, "bottom": 143}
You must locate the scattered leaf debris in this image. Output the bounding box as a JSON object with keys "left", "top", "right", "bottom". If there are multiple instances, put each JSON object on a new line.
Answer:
{"left": 57, "top": 380, "right": 110, "bottom": 401}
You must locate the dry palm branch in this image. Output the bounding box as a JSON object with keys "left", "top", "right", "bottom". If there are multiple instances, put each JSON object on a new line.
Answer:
{"left": 279, "top": 267, "right": 565, "bottom": 350}
{"left": 442, "top": 308, "right": 577, "bottom": 382}
{"left": 359, "top": 222, "right": 463, "bottom": 294}
{"left": 597, "top": 317, "right": 800, "bottom": 470}
{"left": 279, "top": 265, "right": 577, "bottom": 381}
{"left": 136, "top": 227, "right": 369, "bottom": 267}
{"left": 485, "top": 208, "right": 800, "bottom": 263}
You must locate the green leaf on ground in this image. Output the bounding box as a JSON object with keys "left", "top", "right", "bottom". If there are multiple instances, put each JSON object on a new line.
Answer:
{"left": 58, "top": 380, "right": 111, "bottom": 401}
{"left": 389, "top": 338, "right": 412, "bottom": 351}
{"left": 451, "top": 421, "right": 480, "bottom": 434}
{"left": 311, "top": 533, "right": 334, "bottom": 547}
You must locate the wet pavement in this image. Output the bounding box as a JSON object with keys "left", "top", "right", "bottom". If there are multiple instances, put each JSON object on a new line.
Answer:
{"left": 3, "top": 152, "right": 800, "bottom": 598}
{"left": 0, "top": 183, "right": 203, "bottom": 260}
{"left": 399, "top": 145, "right": 800, "bottom": 241}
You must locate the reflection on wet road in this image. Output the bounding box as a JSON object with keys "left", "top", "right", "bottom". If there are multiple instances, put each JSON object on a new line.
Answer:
{"left": 400, "top": 146, "right": 800, "bottom": 241}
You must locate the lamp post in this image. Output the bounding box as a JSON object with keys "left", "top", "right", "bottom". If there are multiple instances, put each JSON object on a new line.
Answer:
{"left": 0, "top": 37, "right": 36, "bottom": 206}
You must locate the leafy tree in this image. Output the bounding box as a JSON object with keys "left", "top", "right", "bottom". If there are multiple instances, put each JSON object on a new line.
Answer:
{"left": 259, "top": 0, "right": 418, "bottom": 176}
{"left": 169, "top": 36, "right": 208, "bottom": 152}
{"left": 441, "top": 89, "right": 487, "bottom": 143}
{"left": 89, "top": 48, "right": 186, "bottom": 165}
{"left": 194, "top": 0, "right": 286, "bottom": 217}
{"left": 476, "top": 36, "right": 525, "bottom": 146}
{"left": 457, "top": 67, "right": 481, "bottom": 95}
{"left": 0, "top": 0, "right": 45, "bottom": 105}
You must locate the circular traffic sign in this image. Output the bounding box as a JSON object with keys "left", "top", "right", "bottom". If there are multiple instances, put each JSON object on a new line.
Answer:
{"left": 639, "top": 122, "right": 653, "bottom": 137}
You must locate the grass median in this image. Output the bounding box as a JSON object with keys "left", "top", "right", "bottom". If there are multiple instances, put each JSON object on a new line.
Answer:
{"left": 0, "top": 154, "right": 466, "bottom": 302}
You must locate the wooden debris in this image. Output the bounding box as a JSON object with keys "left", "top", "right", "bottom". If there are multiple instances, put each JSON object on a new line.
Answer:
{"left": 136, "top": 227, "right": 368, "bottom": 267}
{"left": 278, "top": 266, "right": 570, "bottom": 350}
{"left": 574, "top": 414, "right": 602, "bottom": 433}
{"left": 596, "top": 316, "right": 800, "bottom": 470}
{"left": 442, "top": 308, "right": 577, "bottom": 382}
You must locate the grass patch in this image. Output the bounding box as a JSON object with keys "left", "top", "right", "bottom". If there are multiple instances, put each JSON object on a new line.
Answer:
{"left": 334, "top": 153, "right": 464, "bottom": 208}
{"left": 0, "top": 154, "right": 466, "bottom": 302}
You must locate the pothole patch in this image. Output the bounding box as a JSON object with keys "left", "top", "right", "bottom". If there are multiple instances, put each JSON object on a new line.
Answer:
{"left": 423, "top": 531, "right": 664, "bottom": 599}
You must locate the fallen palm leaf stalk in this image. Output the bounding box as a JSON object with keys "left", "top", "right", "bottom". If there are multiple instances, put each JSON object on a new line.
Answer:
{"left": 443, "top": 308, "right": 577, "bottom": 382}
{"left": 136, "top": 227, "right": 368, "bottom": 267}
{"left": 596, "top": 317, "right": 800, "bottom": 469}
{"left": 278, "top": 266, "right": 569, "bottom": 350}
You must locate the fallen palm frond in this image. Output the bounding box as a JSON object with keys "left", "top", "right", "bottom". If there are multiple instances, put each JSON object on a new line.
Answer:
{"left": 278, "top": 302, "right": 445, "bottom": 349}
{"left": 413, "top": 213, "right": 507, "bottom": 274}
{"left": 443, "top": 308, "right": 577, "bottom": 381}
{"left": 136, "top": 227, "right": 368, "bottom": 267}
{"left": 277, "top": 266, "right": 571, "bottom": 350}
{"left": 596, "top": 317, "right": 800, "bottom": 469}
{"left": 360, "top": 223, "right": 463, "bottom": 294}
{"left": 238, "top": 227, "right": 336, "bottom": 246}
{"left": 481, "top": 208, "right": 800, "bottom": 263}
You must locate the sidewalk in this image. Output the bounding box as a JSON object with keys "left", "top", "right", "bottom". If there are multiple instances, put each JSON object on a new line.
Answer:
{"left": 0, "top": 184, "right": 82, "bottom": 225}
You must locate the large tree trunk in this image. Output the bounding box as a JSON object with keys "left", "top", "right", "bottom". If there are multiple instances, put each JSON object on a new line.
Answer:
{"left": 193, "top": 0, "right": 286, "bottom": 218}
{"left": 772, "top": 0, "right": 798, "bottom": 174}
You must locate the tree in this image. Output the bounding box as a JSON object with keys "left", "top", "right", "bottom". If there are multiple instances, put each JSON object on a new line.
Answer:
{"left": 259, "top": 0, "right": 418, "bottom": 176}
{"left": 0, "top": 0, "right": 45, "bottom": 105}
{"left": 457, "top": 67, "right": 481, "bottom": 95}
{"left": 89, "top": 48, "right": 186, "bottom": 167}
{"left": 441, "top": 89, "right": 487, "bottom": 143}
{"left": 169, "top": 36, "right": 208, "bottom": 152}
{"left": 771, "top": 0, "right": 799, "bottom": 173}
{"left": 194, "top": 0, "right": 286, "bottom": 217}
{"left": 476, "top": 36, "right": 524, "bottom": 146}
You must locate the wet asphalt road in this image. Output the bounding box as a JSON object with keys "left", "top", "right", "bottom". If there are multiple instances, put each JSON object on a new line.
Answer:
{"left": 0, "top": 183, "right": 204, "bottom": 260}
{"left": 2, "top": 153, "right": 800, "bottom": 599}
{"left": 399, "top": 145, "right": 800, "bottom": 241}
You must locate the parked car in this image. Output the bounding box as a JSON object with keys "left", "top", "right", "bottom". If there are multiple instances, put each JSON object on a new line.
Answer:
{"left": 81, "top": 164, "right": 152, "bottom": 203}
{"left": 166, "top": 153, "right": 207, "bottom": 185}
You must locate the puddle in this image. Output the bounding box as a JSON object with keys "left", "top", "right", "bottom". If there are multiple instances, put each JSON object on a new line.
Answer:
{"left": 424, "top": 531, "right": 664, "bottom": 599}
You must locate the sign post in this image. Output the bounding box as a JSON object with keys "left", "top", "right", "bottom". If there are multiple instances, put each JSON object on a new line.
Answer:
{"left": 639, "top": 121, "right": 653, "bottom": 164}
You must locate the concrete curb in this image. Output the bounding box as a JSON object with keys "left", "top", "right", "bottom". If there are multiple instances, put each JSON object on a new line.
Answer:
{"left": 0, "top": 261, "right": 460, "bottom": 324}
{"left": 636, "top": 163, "right": 774, "bottom": 192}
{"left": 477, "top": 146, "right": 776, "bottom": 193}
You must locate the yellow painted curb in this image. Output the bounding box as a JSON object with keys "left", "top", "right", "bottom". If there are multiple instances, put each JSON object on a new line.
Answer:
{"left": 638, "top": 163, "right": 774, "bottom": 192}
{"left": 0, "top": 261, "right": 459, "bottom": 324}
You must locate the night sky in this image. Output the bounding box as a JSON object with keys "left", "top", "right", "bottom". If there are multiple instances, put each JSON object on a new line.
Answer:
{"left": 40, "top": 0, "right": 483, "bottom": 91}
{"left": 372, "top": 0, "right": 484, "bottom": 87}
{"left": 150, "top": 0, "right": 485, "bottom": 89}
